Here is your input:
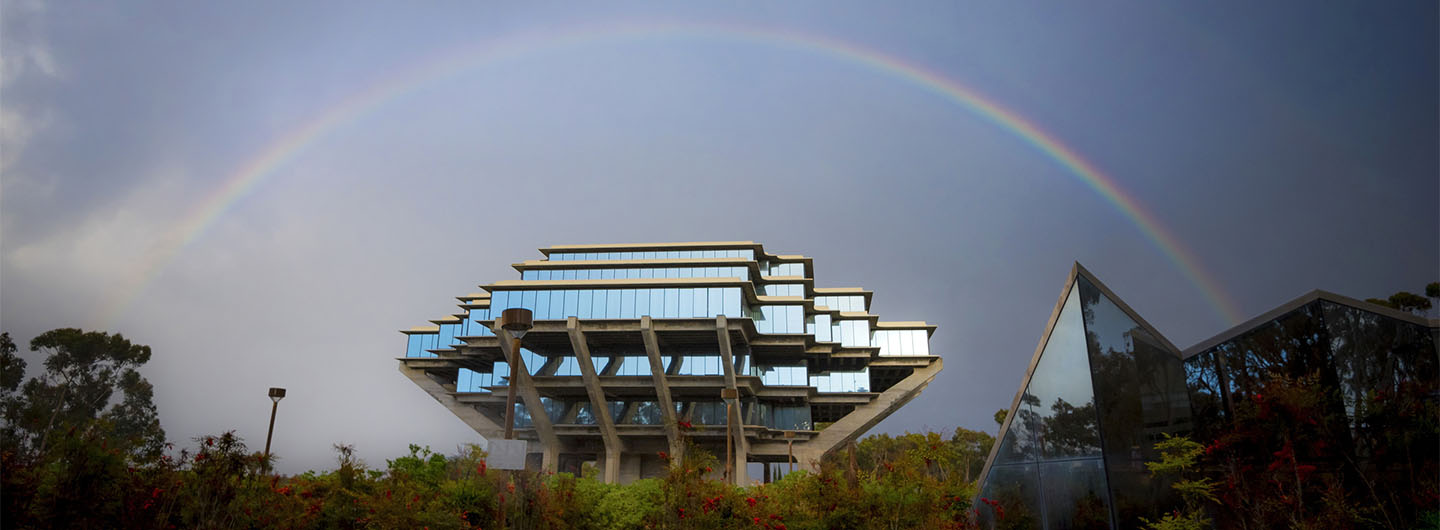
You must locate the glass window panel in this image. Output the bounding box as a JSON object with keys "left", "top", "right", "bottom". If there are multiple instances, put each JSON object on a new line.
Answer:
{"left": 1024, "top": 283, "right": 1101, "bottom": 460}
{"left": 708, "top": 287, "right": 723, "bottom": 317}
{"left": 1076, "top": 276, "right": 1190, "bottom": 527}
{"left": 724, "top": 288, "right": 741, "bottom": 317}
{"left": 535, "top": 289, "right": 551, "bottom": 319}
{"left": 588, "top": 289, "right": 604, "bottom": 317}
{"left": 493, "top": 291, "right": 510, "bottom": 311}
{"left": 1040, "top": 459, "right": 1112, "bottom": 530}
{"left": 550, "top": 291, "right": 565, "bottom": 319}
{"left": 523, "top": 270, "right": 536, "bottom": 280}
{"left": 679, "top": 288, "right": 693, "bottom": 318}
{"left": 634, "top": 288, "right": 650, "bottom": 317}
{"left": 650, "top": 289, "right": 665, "bottom": 318}
{"left": 406, "top": 334, "right": 424, "bottom": 357}
{"left": 692, "top": 288, "right": 708, "bottom": 318}
{"left": 620, "top": 289, "right": 636, "bottom": 318}
{"left": 641, "top": 268, "right": 654, "bottom": 279}
{"left": 578, "top": 290, "right": 593, "bottom": 318}
{"left": 977, "top": 464, "right": 1042, "bottom": 530}
{"left": 788, "top": 306, "right": 803, "bottom": 333}
{"left": 606, "top": 289, "right": 622, "bottom": 318}
{"left": 564, "top": 290, "right": 579, "bottom": 317}
{"left": 664, "top": 289, "right": 680, "bottom": 318}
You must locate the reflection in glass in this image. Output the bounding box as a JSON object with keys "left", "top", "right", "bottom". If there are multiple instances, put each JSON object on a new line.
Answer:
{"left": 1078, "top": 276, "right": 1187, "bottom": 527}
{"left": 1025, "top": 282, "right": 1101, "bottom": 460}
{"left": 1040, "top": 460, "right": 1112, "bottom": 530}
{"left": 977, "top": 464, "right": 1042, "bottom": 530}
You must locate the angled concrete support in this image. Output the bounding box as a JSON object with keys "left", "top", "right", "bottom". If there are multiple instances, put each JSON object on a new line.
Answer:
{"left": 716, "top": 315, "right": 749, "bottom": 485}
{"left": 568, "top": 317, "right": 624, "bottom": 483}
{"left": 640, "top": 316, "right": 683, "bottom": 465}
{"left": 398, "top": 363, "right": 506, "bottom": 440}
{"left": 495, "top": 327, "right": 562, "bottom": 472}
{"left": 795, "top": 357, "right": 944, "bottom": 468}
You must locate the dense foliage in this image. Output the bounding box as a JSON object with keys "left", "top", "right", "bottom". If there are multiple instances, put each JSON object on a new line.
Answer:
{"left": 2, "top": 427, "right": 990, "bottom": 529}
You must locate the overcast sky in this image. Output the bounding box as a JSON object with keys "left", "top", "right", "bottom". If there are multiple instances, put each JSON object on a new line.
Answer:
{"left": 2, "top": 1, "right": 1435, "bottom": 473}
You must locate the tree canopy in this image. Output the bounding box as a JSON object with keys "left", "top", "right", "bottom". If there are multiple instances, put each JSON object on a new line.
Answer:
{"left": 0, "top": 328, "right": 165, "bottom": 460}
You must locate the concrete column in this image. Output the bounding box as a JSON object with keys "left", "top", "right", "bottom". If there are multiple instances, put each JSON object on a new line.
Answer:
{"left": 640, "top": 317, "right": 684, "bottom": 465}
{"left": 797, "top": 357, "right": 944, "bottom": 466}
{"left": 715, "top": 315, "right": 749, "bottom": 485}
{"left": 567, "top": 317, "right": 624, "bottom": 484}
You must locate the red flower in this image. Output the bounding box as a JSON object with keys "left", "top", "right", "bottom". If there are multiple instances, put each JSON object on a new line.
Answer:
{"left": 746, "top": 497, "right": 757, "bottom": 506}
{"left": 705, "top": 466, "right": 713, "bottom": 473}
{"left": 658, "top": 451, "right": 669, "bottom": 460}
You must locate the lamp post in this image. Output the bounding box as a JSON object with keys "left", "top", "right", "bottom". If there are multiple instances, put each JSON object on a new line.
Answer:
{"left": 499, "top": 308, "right": 533, "bottom": 440}
{"left": 721, "top": 388, "right": 739, "bottom": 482}
{"left": 263, "top": 387, "right": 286, "bottom": 472}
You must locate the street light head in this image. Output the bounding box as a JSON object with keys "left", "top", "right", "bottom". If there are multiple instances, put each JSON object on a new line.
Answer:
{"left": 269, "top": 387, "right": 287, "bottom": 403}
{"left": 500, "top": 308, "right": 534, "bottom": 339}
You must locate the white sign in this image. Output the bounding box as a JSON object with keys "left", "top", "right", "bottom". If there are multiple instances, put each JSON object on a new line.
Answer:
{"left": 487, "top": 439, "right": 527, "bottom": 470}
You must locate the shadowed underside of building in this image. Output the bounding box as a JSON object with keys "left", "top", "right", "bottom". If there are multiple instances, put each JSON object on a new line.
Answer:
{"left": 398, "top": 242, "right": 941, "bottom": 484}
{"left": 976, "top": 264, "right": 1438, "bottom": 529}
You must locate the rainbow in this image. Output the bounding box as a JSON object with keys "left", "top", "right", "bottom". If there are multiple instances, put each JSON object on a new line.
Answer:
{"left": 98, "top": 20, "right": 1244, "bottom": 326}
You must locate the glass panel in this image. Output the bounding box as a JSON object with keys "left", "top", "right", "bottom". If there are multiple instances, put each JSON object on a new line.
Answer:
{"left": 665, "top": 289, "right": 680, "bottom": 318}
{"left": 564, "top": 290, "right": 579, "bottom": 317}
{"left": 1183, "top": 350, "right": 1226, "bottom": 441}
{"left": 578, "top": 290, "right": 593, "bottom": 318}
{"left": 550, "top": 291, "right": 565, "bottom": 319}
{"left": 1321, "top": 300, "right": 1440, "bottom": 430}
{"left": 606, "top": 289, "right": 621, "bottom": 317}
{"left": 1041, "top": 459, "right": 1112, "bottom": 530}
{"left": 708, "top": 287, "right": 724, "bottom": 317}
{"left": 693, "top": 288, "right": 708, "bottom": 318}
{"left": 535, "top": 289, "right": 551, "bottom": 319}
{"left": 620, "top": 288, "right": 636, "bottom": 318}
{"left": 679, "top": 288, "right": 693, "bottom": 318}
{"left": 635, "top": 288, "right": 650, "bottom": 317}
{"left": 724, "top": 288, "right": 741, "bottom": 317}
{"left": 1026, "top": 282, "right": 1101, "bottom": 460}
{"left": 976, "top": 464, "right": 1042, "bottom": 530}
{"left": 650, "top": 289, "right": 665, "bottom": 318}
{"left": 1078, "top": 276, "right": 1190, "bottom": 527}
{"left": 592, "top": 289, "right": 607, "bottom": 318}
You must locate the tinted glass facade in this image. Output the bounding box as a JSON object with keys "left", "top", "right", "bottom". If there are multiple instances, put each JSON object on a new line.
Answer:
{"left": 978, "top": 266, "right": 1439, "bottom": 529}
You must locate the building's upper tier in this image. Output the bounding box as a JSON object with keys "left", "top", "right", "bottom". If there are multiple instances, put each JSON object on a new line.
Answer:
{"left": 403, "top": 242, "right": 934, "bottom": 359}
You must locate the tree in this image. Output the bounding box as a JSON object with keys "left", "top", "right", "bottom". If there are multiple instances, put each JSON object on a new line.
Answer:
{"left": 0, "top": 329, "right": 165, "bottom": 460}
{"left": 993, "top": 408, "right": 1007, "bottom": 427}
{"left": 0, "top": 333, "right": 24, "bottom": 399}
{"left": 950, "top": 426, "right": 995, "bottom": 483}
{"left": 1365, "top": 282, "right": 1437, "bottom": 315}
